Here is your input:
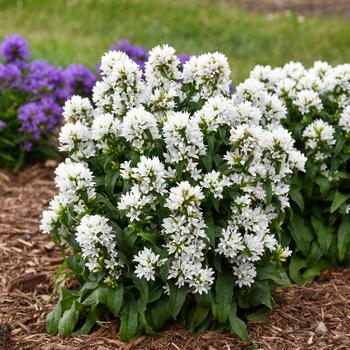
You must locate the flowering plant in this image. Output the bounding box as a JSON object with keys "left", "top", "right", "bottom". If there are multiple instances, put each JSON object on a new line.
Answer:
{"left": 110, "top": 39, "right": 190, "bottom": 71}
{"left": 249, "top": 62, "right": 350, "bottom": 283}
{"left": 0, "top": 35, "right": 95, "bottom": 170}
{"left": 42, "top": 45, "right": 305, "bottom": 340}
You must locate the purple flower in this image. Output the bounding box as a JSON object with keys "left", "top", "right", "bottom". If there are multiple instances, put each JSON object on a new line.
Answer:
{"left": 111, "top": 39, "right": 134, "bottom": 54}
{"left": 110, "top": 39, "right": 149, "bottom": 71}
{"left": 0, "top": 63, "right": 22, "bottom": 89}
{"left": 40, "top": 96, "right": 63, "bottom": 131}
{"left": 18, "top": 101, "right": 46, "bottom": 140}
{"left": 24, "top": 60, "right": 59, "bottom": 96}
{"left": 0, "top": 120, "right": 6, "bottom": 129}
{"left": 23, "top": 142, "right": 33, "bottom": 151}
{"left": 178, "top": 53, "right": 191, "bottom": 65}
{"left": 63, "top": 64, "right": 96, "bottom": 98}
{"left": 1, "top": 34, "right": 30, "bottom": 63}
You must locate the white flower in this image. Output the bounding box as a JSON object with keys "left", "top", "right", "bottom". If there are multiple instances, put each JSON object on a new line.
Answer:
{"left": 339, "top": 106, "right": 350, "bottom": 133}
{"left": 182, "top": 52, "right": 231, "bottom": 100}
{"left": 302, "top": 119, "right": 336, "bottom": 149}
{"left": 117, "top": 186, "right": 153, "bottom": 222}
{"left": 145, "top": 44, "right": 180, "bottom": 87}
{"left": 59, "top": 121, "right": 95, "bottom": 159}
{"left": 76, "top": 214, "right": 123, "bottom": 277}
{"left": 55, "top": 160, "right": 95, "bottom": 200}
{"left": 200, "top": 170, "right": 231, "bottom": 199}
{"left": 216, "top": 224, "right": 244, "bottom": 259}
{"left": 283, "top": 61, "right": 306, "bottom": 80}
{"left": 131, "top": 156, "right": 167, "bottom": 195}
{"left": 195, "top": 96, "right": 235, "bottom": 131}
{"left": 293, "top": 90, "right": 322, "bottom": 115}
{"left": 94, "top": 51, "right": 143, "bottom": 115}
{"left": 91, "top": 113, "right": 121, "bottom": 141}
{"left": 250, "top": 65, "right": 283, "bottom": 88}
{"left": 133, "top": 247, "right": 165, "bottom": 281}
{"left": 165, "top": 181, "right": 204, "bottom": 215}
{"left": 162, "top": 111, "right": 206, "bottom": 163}
{"left": 121, "top": 106, "right": 160, "bottom": 151}
{"left": 120, "top": 160, "right": 132, "bottom": 180}
{"left": 233, "top": 260, "right": 257, "bottom": 287}
{"left": 62, "top": 95, "right": 93, "bottom": 124}
{"left": 231, "top": 101, "right": 262, "bottom": 126}
{"left": 40, "top": 194, "right": 70, "bottom": 234}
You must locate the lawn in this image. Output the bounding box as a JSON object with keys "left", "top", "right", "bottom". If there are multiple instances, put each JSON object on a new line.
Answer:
{"left": 0, "top": 0, "right": 349, "bottom": 82}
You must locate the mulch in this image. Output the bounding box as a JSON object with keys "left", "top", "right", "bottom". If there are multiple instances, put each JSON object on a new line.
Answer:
{"left": 1, "top": 162, "right": 350, "bottom": 350}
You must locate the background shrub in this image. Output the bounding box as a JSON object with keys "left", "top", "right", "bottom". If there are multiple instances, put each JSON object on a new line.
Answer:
{"left": 0, "top": 35, "right": 96, "bottom": 170}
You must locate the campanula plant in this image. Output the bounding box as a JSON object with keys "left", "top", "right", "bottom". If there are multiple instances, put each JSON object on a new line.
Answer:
{"left": 0, "top": 35, "right": 95, "bottom": 170}
{"left": 41, "top": 46, "right": 305, "bottom": 340}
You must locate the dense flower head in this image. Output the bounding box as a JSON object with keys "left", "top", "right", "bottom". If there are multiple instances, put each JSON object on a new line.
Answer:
{"left": 63, "top": 64, "right": 96, "bottom": 98}
{"left": 110, "top": 39, "right": 190, "bottom": 71}
{"left": 1, "top": 34, "right": 30, "bottom": 63}
{"left": 42, "top": 45, "right": 304, "bottom": 305}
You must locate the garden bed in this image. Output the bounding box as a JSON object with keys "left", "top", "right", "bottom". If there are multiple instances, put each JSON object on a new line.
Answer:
{"left": 0, "top": 164, "right": 350, "bottom": 350}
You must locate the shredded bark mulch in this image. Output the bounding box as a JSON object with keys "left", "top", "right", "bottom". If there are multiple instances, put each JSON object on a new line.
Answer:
{"left": 1, "top": 163, "right": 350, "bottom": 349}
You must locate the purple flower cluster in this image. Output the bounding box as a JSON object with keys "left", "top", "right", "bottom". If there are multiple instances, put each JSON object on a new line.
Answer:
{"left": 110, "top": 39, "right": 191, "bottom": 70}
{"left": 0, "top": 35, "right": 95, "bottom": 160}
{"left": 1, "top": 34, "right": 30, "bottom": 64}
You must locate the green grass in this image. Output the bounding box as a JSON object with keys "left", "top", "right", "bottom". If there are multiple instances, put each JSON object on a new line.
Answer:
{"left": 0, "top": 0, "right": 349, "bottom": 82}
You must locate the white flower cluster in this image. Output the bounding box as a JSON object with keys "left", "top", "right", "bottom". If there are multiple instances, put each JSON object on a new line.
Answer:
{"left": 76, "top": 215, "right": 123, "bottom": 281}
{"left": 42, "top": 46, "right": 304, "bottom": 293}
{"left": 249, "top": 61, "right": 350, "bottom": 179}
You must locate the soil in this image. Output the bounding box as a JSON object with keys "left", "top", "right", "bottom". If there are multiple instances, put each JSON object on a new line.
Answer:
{"left": 1, "top": 162, "right": 350, "bottom": 350}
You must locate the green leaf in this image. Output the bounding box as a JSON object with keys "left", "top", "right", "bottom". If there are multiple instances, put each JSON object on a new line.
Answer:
{"left": 288, "top": 214, "right": 313, "bottom": 256}
{"left": 215, "top": 270, "right": 234, "bottom": 324}
{"left": 188, "top": 303, "right": 210, "bottom": 331}
{"left": 289, "top": 187, "right": 304, "bottom": 212}
{"left": 246, "top": 307, "right": 271, "bottom": 322}
{"left": 202, "top": 154, "right": 212, "bottom": 171}
{"left": 331, "top": 191, "right": 350, "bottom": 213}
{"left": 47, "top": 302, "right": 62, "bottom": 335}
{"left": 204, "top": 214, "right": 216, "bottom": 248}
{"left": 247, "top": 281, "right": 274, "bottom": 309}
{"left": 107, "top": 285, "right": 124, "bottom": 317}
{"left": 119, "top": 297, "right": 139, "bottom": 341}
{"left": 137, "top": 231, "right": 160, "bottom": 245}
{"left": 314, "top": 176, "right": 330, "bottom": 195}
{"left": 105, "top": 171, "right": 119, "bottom": 197}
{"left": 133, "top": 277, "right": 149, "bottom": 306}
{"left": 289, "top": 255, "right": 307, "bottom": 285}
{"left": 302, "top": 266, "right": 322, "bottom": 282}
{"left": 79, "top": 282, "right": 99, "bottom": 301}
{"left": 168, "top": 283, "right": 188, "bottom": 319}
{"left": 58, "top": 302, "right": 80, "bottom": 337}
{"left": 82, "top": 287, "right": 107, "bottom": 306}
{"left": 229, "top": 304, "right": 249, "bottom": 341}
{"left": 78, "top": 304, "right": 101, "bottom": 334}
{"left": 256, "top": 265, "right": 284, "bottom": 285}
{"left": 149, "top": 297, "right": 172, "bottom": 330}
{"left": 338, "top": 216, "right": 350, "bottom": 261}
{"left": 311, "top": 217, "right": 333, "bottom": 255}
{"left": 263, "top": 181, "right": 272, "bottom": 204}
{"left": 207, "top": 134, "right": 216, "bottom": 154}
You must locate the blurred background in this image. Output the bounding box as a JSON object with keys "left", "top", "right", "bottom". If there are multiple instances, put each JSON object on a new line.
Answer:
{"left": 1, "top": 0, "right": 349, "bottom": 82}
